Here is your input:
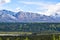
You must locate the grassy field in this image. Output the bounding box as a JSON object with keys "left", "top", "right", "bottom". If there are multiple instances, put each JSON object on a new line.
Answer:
{"left": 0, "top": 34, "right": 59, "bottom": 40}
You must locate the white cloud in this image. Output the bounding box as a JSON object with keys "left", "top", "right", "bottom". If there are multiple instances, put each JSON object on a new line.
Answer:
{"left": 14, "top": 7, "right": 23, "bottom": 12}
{"left": 0, "top": 0, "right": 11, "bottom": 5}
{"left": 0, "top": 1, "right": 60, "bottom": 16}
{"left": 41, "top": 3, "right": 60, "bottom": 16}
{"left": 20, "top": 1, "right": 49, "bottom": 6}
{"left": 20, "top": 1, "right": 60, "bottom": 16}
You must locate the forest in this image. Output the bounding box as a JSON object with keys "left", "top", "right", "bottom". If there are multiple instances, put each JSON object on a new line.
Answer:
{"left": 0, "top": 22, "right": 60, "bottom": 32}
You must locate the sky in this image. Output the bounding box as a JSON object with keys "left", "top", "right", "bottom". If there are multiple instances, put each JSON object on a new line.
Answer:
{"left": 0, "top": 0, "right": 60, "bottom": 16}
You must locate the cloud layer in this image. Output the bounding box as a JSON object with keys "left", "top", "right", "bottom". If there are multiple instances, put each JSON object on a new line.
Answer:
{"left": 14, "top": 7, "right": 23, "bottom": 12}
{"left": 0, "top": 0, "right": 60, "bottom": 16}
{"left": 0, "top": 0, "right": 10, "bottom": 5}
{"left": 20, "top": 1, "right": 60, "bottom": 16}
{"left": 41, "top": 3, "right": 60, "bottom": 16}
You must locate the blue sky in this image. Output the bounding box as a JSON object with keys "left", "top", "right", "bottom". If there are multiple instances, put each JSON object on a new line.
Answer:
{"left": 0, "top": 0, "right": 60, "bottom": 16}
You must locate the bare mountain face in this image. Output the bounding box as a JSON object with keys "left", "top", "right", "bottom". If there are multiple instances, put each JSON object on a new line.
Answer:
{"left": 0, "top": 10, "right": 60, "bottom": 22}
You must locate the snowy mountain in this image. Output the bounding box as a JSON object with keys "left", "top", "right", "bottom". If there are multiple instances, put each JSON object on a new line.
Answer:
{"left": 0, "top": 10, "right": 60, "bottom": 22}
{"left": 0, "top": 10, "right": 18, "bottom": 22}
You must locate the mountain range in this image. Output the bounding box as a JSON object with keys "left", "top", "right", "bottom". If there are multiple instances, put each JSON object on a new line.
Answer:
{"left": 0, "top": 10, "right": 60, "bottom": 22}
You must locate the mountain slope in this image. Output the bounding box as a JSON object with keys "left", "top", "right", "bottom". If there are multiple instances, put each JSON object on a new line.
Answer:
{"left": 15, "top": 12, "right": 56, "bottom": 22}
{"left": 0, "top": 10, "right": 60, "bottom": 22}
{"left": 0, "top": 10, "right": 18, "bottom": 22}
